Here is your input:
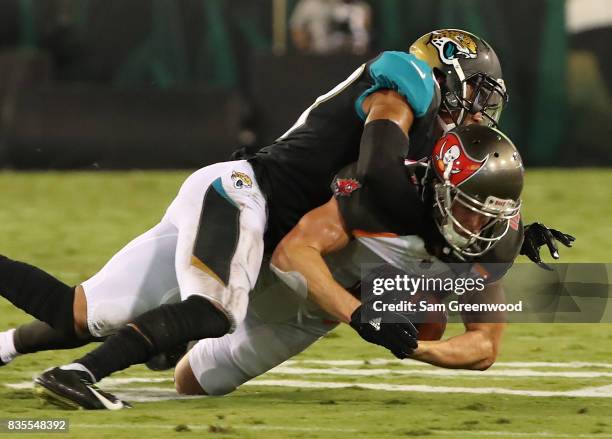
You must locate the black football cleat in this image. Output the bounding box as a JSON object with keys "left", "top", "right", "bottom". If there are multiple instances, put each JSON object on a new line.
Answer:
{"left": 34, "top": 367, "right": 131, "bottom": 410}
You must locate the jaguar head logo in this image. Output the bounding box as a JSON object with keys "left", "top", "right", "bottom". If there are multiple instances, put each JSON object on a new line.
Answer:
{"left": 428, "top": 30, "right": 478, "bottom": 65}
{"left": 231, "top": 171, "right": 253, "bottom": 189}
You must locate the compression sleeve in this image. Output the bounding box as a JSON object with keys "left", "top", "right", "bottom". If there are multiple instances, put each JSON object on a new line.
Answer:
{"left": 356, "top": 119, "right": 411, "bottom": 209}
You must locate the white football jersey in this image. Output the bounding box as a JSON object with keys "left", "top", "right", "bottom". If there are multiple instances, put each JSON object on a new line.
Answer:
{"left": 250, "top": 234, "right": 450, "bottom": 323}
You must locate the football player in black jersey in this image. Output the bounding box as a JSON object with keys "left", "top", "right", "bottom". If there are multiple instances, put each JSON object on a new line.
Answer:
{"left": 0, "top": 29, "right": 571, "bottom": 409}
{"left": 271, "top": 124, "right": 525, "bottom": 369}
{"left": 241, "top": 29, "right": 571, "bottom": 265}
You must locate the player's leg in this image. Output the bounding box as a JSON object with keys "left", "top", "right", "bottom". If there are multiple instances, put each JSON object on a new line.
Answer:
{"left": 0, "top": 255, "right": 83, "bottom": 339}
{"left": 32, "top": 219, "right": 185, "bottom": 409}
{"left": 0, "top": 318, "right": 93, "bottom": 367}
{"left": 174, "top": 308, "right": 337, "bottom": 396}
{"left": 75, "top": 161, "right": 266, "bottom": 381}
{"left": 1, "top": 220, "right": 182, "bottom": 366}
{"left": 0, "top": 260, "right": 97, "bottom": 365}
{"left": 35, "top": 161, "right": 267, "bottom": 409}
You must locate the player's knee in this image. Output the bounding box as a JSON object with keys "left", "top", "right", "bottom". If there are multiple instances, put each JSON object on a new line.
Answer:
{"left": 174, "top": 378, "right": 234, "bottom": 396}
{"left": 198, "top": 381, "right": 237, "bottom": 396}
{"left": 134, "top": 296, "right": 230, "bottom": 356}
{"left": 174, "top": 344, "right": 240, "bottom": 396}
{"left": 189, "top": 366, "right": 241, "bottom": 396}
{"left": 173, "top": 355, "right": 208, "bottom": 396}
{"left": 185, "top": 285, "right": 248, "bottom": 331}
{"left": 174, "top": 363, "right": 237, "bottom": 397}
{"left": 174, "top": 374, "right": 208, "bottom": 396}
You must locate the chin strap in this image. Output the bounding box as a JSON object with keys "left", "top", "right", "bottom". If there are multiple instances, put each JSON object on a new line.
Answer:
{"left": 439, "top": 161, "right": 471, "bottom": 249}
{"left": 441, "top": 221, "right": 472, "bottom": 249}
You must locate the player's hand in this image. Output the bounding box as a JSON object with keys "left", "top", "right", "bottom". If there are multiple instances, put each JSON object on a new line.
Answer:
{"left": 521, "top": 222, "right": 576, "bottom": 271}
{"left": 349, "top": 305, "right": 418, "bottom": 359}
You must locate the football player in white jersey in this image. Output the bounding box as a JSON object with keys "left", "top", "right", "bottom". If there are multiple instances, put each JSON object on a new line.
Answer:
{"left": 0, "top": 125, "right": 538, "bottom": 408}
{"left": 174, "top": 124, "right": 525, "bottom": 396}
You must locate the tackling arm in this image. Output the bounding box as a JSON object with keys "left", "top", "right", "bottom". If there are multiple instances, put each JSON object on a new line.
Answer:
{"left": 271, "top": 197, "right": 418, "bottom": 359}
{"left": 353, "top": 90, "right": 417, "bottom": 215}
{"left": 271, "top": 197, "right": 358, "bottom": 323}
{"left": 358, "top": 90, "right": 414, "bottom": 175}
{"left": 411, "top": 281, "right": 507, "bottom": 370}
{"left": 361, "top": 89, "right": 415, "bottom": 134}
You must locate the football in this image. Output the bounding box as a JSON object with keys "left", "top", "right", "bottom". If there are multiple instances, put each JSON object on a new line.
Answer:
{"left": 410, "top": 289, "right": 448, "bottom": 341}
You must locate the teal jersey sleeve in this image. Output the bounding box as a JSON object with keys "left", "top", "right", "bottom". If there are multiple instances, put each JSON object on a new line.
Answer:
{"left": 355, "top": 51, "right": 436, "bottom": 120}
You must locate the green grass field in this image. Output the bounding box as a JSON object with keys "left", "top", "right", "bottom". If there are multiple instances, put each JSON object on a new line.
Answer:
{"left": 1, "top": 169, "right": 611, "bottom": 438}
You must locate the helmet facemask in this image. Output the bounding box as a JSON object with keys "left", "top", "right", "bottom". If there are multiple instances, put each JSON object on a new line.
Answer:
{"left": 437, "top": 63, "right": 508, "bottom": 130}
{"left": 433, "top": 160, "right": 521, "bottom": 259}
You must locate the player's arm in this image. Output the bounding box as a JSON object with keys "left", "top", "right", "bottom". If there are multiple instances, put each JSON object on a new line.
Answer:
{"left": 362, "top": 89, "right": 414, "bottom": 134}
{"left": 271, "top": 197, "right": 418, "bottom": 359}
{"left": 271, "top": 197, "right": 358, "bottom": 323}
{"left": 410, "top": 281, "right": 507, "bottom": 370}
{"left": 355, "top": 51, "right": 435, "bottom": 195}
{"left": 349, "top": 90, "right": 418, "bottom": 216}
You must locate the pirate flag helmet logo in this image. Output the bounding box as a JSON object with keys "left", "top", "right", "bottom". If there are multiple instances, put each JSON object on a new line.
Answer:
{"left": 433, "top": 132, "right": 488, "bottom": 186}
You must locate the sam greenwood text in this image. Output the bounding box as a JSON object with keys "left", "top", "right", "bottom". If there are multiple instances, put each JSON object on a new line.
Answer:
{"left": 371, "top": 300, "right": 524, "bottom": 313}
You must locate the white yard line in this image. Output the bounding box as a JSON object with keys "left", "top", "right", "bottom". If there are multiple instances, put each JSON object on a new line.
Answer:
{"left": 11, "top": 365, "right": 612, "bottom": 389}
{"left": 5, "top": 378, "right": 174, "bottom": 390}
{"left": 6, "top": 359, "right": 612, "bottom": 403}
{"left": 270, "top": 366, "right": 612, "bottom": 378}
{"left": 8, "top": 380, "right": 612, "bottom": 400}
{"left": 284, "top": 359, "right": 612, "bottom": 369}
{"left": 5, "top": 382, "right": 35, "bottom": 390}
{"left": 244, "top": 379, "right": 612, "bottom": 398}
{"left": 104, "top": 377, "right": 171, "bottom": 385}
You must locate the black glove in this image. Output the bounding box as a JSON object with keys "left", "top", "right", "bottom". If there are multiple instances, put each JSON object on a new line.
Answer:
{"left": 350, "top": 305, "right": 418, "bottom": 359}
{"left": 521, "top": 222, "right": 576, "bottom": 271}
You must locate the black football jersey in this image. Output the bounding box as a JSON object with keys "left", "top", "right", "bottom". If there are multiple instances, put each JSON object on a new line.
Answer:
{"left": 240, "top": 51, "right": 441, "bottom": 250}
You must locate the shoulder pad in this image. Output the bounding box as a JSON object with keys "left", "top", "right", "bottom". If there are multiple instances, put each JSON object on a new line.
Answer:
{"left": 355, "top": 51, "right": 436, "bottom": 120}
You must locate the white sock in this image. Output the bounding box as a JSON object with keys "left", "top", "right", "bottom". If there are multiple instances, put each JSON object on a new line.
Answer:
{"left": 0, "top": 328, "right": 20, "bottom": 364}
{"left": 60, "top": 363, "right": 97, "bottom": 383}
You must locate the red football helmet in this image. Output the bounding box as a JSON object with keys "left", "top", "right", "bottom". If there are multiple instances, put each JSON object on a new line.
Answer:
{"left": 430, "top": 124, "right": 523, "bottom": 258}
